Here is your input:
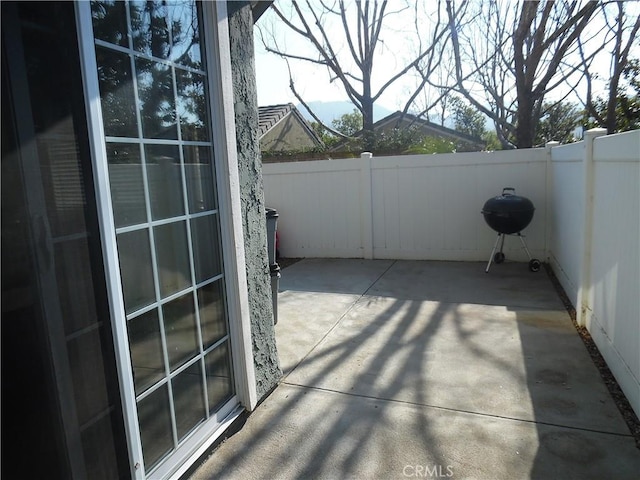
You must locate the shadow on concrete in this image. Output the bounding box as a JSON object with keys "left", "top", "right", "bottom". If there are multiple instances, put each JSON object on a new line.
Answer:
{"left": 195, "top": 297, "right": 455, "bottom": 478}
{"left": 191, "top": 259, "right": 640, "bottom": 479}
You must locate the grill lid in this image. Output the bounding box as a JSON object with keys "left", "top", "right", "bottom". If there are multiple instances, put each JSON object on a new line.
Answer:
{"left": 481, "top": 187, "right": 535, "bottom": 234}
{"left": 481, "top": 187, "right": 535, "bottom": 214}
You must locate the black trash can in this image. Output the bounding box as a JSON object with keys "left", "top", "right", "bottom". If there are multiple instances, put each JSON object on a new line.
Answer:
{"left": 265, "top": 207, "right": 279, "bottom": 265}
{"left": 270, "top": 263, "right": 281, "bottom": 325}
{"left": 266, "top": 207, "right": 280, "bottom": 324}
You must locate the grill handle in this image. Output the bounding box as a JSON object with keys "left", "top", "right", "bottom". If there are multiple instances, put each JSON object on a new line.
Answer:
{"left": 502, "top": 187, "right": 516, "bottom": 195}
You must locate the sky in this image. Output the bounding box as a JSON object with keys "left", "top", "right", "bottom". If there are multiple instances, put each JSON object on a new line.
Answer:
{"left": 253, "top": 1, "right": 432, "bottom": 112}
{"left": 253, "top": 1, "right": 639, "bottom": 123}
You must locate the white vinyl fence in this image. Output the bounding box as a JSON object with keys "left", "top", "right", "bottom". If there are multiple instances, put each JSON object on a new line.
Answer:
{"left": 548, "top": 129, "right": 640, "bottom": 417}
{"left": 262, "top": 129, "right": 640, "bottom": 418}
{"left": 264, "top": 149, "right": 548, "bottom": 261}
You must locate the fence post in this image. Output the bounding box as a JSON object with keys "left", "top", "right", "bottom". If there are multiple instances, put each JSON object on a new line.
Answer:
{"left": 360, "top": 152, "right": 374, "bottom": 259}
{"left": 545, "top": 141, "right": 560, "bottom": 263}
{"left": 576, "top": 128, "right": 607, "bottom": 327}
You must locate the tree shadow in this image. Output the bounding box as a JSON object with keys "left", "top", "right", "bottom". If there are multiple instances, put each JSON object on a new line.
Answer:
{"left": 195, "top": 275, "right": 457, "bottom": 478}
{"left": 192, "top": 260, "right": 640, "bottom": 479}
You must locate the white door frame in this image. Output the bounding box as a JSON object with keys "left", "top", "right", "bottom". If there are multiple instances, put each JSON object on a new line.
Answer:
{"left": 75, "top": 1, "right": 257, "bottom": 478}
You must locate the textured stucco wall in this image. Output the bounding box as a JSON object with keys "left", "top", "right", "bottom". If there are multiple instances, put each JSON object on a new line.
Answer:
{"left": 227, "top": 1, "right": 282, "bottom": 400}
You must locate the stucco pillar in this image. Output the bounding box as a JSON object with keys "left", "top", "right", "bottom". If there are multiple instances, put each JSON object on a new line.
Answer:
{"left": 227, "top": 1, "right": 282, "bottom": 399}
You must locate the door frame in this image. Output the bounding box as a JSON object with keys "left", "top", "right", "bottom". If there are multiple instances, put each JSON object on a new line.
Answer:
{"left": 74, "top": 2, "right": 257, "bottom": 478}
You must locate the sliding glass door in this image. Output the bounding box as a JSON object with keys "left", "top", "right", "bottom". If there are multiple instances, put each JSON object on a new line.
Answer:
{"left": 1, "top": 3, "right": 128, "bottom": 478}
{"left": 83, "top": 1, "right": 241, "bottom": 476}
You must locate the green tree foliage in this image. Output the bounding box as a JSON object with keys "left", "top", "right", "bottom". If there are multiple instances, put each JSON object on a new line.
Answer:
{"left": 334, "top": 123, "right": 457, "bottom": 155}
{"left": 585, "top": 60, "right": 640, "bottom": 133}
{"left": 450, "top": 97, "right": 486, "bottom": 139}
{"left": 311, "top": 110, "right": 363, "bottom": 148}
{"left": 482, "top": 131, "right": 503, "bottom": 151}
{"left": 331, "top": 110, "right": 363, "bottom": 137}
{"left": 535, "top": 101, "right": 581, "bottom": 145}
{"left": 310, "top": 121, "right": 339, "bottom": 148}
{"left": 403, "top": 136, "right": 457, "bottom": 154}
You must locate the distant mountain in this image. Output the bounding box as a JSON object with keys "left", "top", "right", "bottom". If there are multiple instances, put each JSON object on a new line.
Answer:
{"left": 296, "top": 101, "right": 395, "bottom": 125}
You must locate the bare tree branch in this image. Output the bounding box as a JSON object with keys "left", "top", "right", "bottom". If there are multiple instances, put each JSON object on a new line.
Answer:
{"left": 446, "top": 0, "right": 601, "bottom": 148}
{"left": 284, "top": 60, "right": 350, "bottom": 139}
{"left": 260, "top": 0, "right": 455, "bottom": 150}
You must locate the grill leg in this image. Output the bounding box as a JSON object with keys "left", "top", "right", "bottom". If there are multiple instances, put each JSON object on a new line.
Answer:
{"left": 486, "top": 233, "right": 503, "bottom": 273}
{"left": 518, "top": 233, "right": 533, "bottom": 261}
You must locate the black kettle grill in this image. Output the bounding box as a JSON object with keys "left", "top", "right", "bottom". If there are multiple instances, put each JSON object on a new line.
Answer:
{"left": 481, "top": 187, "right": 541, "bottom": 273}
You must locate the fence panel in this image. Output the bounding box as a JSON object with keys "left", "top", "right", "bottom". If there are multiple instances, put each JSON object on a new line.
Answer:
{"left": 369, "top": 151, "right": 547, "bottom": 260}
{"left": 262, "top": 159, "right": 365, "bottom": 258}
{"left": 589, "top": 131, "right": 640, "bottom": 414}
{"left": 548, "top": 142, "right": 584, "bottom": 305}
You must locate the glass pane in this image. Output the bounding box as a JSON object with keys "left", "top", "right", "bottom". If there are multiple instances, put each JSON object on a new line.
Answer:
{"left": 38, "top": 129, "right": 88, "bottom": 237}
{"left": 145, "top": 144, "right": 184, "bottom": 220}
{"left": 107, "top": 143, "right": 146, "bottom": 227}
{"left": 197, "top": 281, "right": 227, "bottom": 349}
{"left": 68, "top": 328, "right": 110, "bottom": 425}
{"left": 91, "top": 0, "right": 128, "bottom": 47}
{"left": 130, "top": 1, "right": 171, "bottom": 59}
{"left": 117, "top": 229, "right": 155, "bottom": 314}
{"left": 4, "top": 3, "right": 129, "bottom": 478}
{"left": 162, "top": 293, "right": 198, "bottom": 371}
{"left": 138, "top": 385, "right": 173, "bottom": 470}
{"left": 81, "top": 412, "right": 123, "bottom": 480}
{"left": 169, "top": 1, "right": 202, "bottom": 69}
{"left": 190, "top": 214, "right": 221, "bottom": 284}
{"left": 176, "top": 68, "right": 207, "bottom": 141}
{"left": 128, "top": 309, "right": 165, "bottom": 395}
{"left": 55, "top": 238, "right": 98, "bottom": 335}
{"left": 136, "top": 58, "right": 178, "bottom": 140}
{"left": 96, "top": 46, "right": 137, "bottom": 138}
{"left": 172, "top": 362, "right": 205, "bottom": 440}
{"left": 154, "top": 221, "right": 191, "bottom": 297}
{"left": 184, "top": 146, "right": 215, "bottom": 213}
{"left": 205, "top": 343, "right": 233, "bottom": 413}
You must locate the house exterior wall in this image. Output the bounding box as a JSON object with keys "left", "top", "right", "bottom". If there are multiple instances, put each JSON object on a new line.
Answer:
{"left": 228, "top": 1, "right": 281, "bottom": 400}
{"left": 261, "top": 114, "right": 320, "bottom": 152}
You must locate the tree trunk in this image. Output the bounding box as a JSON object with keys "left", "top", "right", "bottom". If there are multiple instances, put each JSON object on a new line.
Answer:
{"left": 515, "top": 95, "right": 535, "bottom": 148}
{"left": 605, "top": 75, "right": 621, "bottom": 135}
{"left": 362, "top": 64, "right": 375, "bottom": 151}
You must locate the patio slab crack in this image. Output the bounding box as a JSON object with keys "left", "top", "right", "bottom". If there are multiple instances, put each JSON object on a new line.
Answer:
{"left": 280, "top": 381, "right": 636, "bottom": 439}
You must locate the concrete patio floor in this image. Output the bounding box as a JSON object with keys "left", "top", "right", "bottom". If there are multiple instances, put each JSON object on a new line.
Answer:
{"left": 191, "top": 259, "right": 640, "bottom": 480}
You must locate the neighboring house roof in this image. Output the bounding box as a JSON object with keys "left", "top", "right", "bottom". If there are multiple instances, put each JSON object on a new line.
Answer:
{"left": 250, "top": 0, "right": 274, "bottom": 22}
{"left": 228, "top": 1, "right": 273, "bottom": 23}
{"left": 375, "top": 111, "right": 483, "bottom": 145}
{"left": 258, "top": 103, "right": 324, "bottom": 151}
{"left": 331, "top": 110, "right": 485, "bottom": 152}
{"left": 258, "top": 103, "right": 292, "bottom": 137}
